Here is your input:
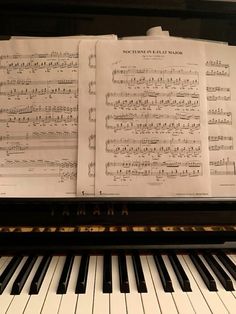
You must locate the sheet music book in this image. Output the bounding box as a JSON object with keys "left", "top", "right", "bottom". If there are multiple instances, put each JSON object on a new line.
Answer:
{"left": 0, "top": 31, "right": 235, "bottom": 197}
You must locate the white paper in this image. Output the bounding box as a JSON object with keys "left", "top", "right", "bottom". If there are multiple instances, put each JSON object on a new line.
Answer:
{"left": 146, "top": 26, "right": 170, "bottom": 37}
{"left": 0, "top": 39, "right": 80, "bottom": 197}
{"left": 144, "top": 28, "right": 236, "bottom": 196}
{"left": 77, "top": 37, "right": 117, "bottom": 196}
{"left": 95, "top": 40, "right": 210, "bottom": 197}
{"left": 206, "top": 44, "right": 236, "bottom": 196}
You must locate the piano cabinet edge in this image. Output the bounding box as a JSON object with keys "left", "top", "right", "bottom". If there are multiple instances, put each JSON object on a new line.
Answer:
{"left": 0, "top": 231, "right": 236, "bottom": 255}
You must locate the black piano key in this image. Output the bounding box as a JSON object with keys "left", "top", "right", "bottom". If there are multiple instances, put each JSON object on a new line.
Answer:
{"left": 30, "top": 255, "right": 52, "bottom": 294}
{"left": 11, "top": 256, "right": 37, "bottom": 295}
{"left": 168, "top": 253, "right": 191, "bottom": 292}
{"left": 215, "top": 252, "right": 236, "bottom": 280}
{"left": 118, "top": 254, "right": 130, "bottom": 293}
{"left": 153, "top": 253, "right": 174, "bottom": 292}
{"left": 103, "top": 253, "right": 112, "bottom": 293}
{"left": 0, "top": 256, "right": 23, "bottom": 294}
{"left": 57, "top": 255, "right": 74, "bottom": 294}
{"left": 189, "top": 252, "right": 217, "bottom": 291}
{"left": 203, "top": 253, "right": 234, "bottom": 291}
{"left": 132, "top": 253, "right": 147, "bottom": 293}
{"left": 75, "top": 254, "right": 90, "bottom": 294}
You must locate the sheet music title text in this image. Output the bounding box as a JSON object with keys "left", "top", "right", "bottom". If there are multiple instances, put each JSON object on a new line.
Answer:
{"left": 123, "top": 50, "right": 183, "bottom": 55}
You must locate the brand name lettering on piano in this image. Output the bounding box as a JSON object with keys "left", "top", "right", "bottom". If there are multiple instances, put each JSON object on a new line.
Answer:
{"left": 50, "top": 207, "right": 129, "bottom": 217}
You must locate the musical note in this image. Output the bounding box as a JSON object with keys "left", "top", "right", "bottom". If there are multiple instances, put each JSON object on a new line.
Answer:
{"left": 88, "top": 54, "right": 96, "bottom": 68}
{"left": 88, "top": 162, "right": 95, "bottom": 177}
{"left": 88, "top": 108, "right": 96, "bottom": 122}
{"left": 89, "top": 134, "right": 95, "bottom": 149}
{"left": 88, "top": 81, "right": 96, "bottom": 95}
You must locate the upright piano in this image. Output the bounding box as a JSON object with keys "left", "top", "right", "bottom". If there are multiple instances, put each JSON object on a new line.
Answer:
{"left": 0, "top": 1, "right": 236, "bottom": 313}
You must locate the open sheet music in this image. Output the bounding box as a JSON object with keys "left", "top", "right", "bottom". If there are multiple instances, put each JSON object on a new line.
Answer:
{"left": 95, "top": 40, "right": 210, "bottom": 197}
{"left": 0, "top": 39, "right": 79, "bottom": 196}
{"left": 206, "top": 44, "right": 236, "bottom": 196}
{"left": 0, "top": 31, "right": 236, "bottom": 198}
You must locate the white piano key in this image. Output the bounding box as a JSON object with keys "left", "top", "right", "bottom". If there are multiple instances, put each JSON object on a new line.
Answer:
{"left": 6, "top": 256, "right": 43, "bottom": 314}
{"left": 75, "top": 255, "right": 96, "bottom": 314}
{"left": 58, "top": 255, "right": 81, "bottom": 314}
{"left": 179, "top": 255, "right": 211, "bottom": 314}
{"left": 162, "top": 254, "right": 195, "bottom": 314}
{"left": 23, "top": 256, "right": 59, "bottom": 314}
{"left": 147, "top": 255, "right": 178, "bottom": 314}
{"left": 110, "top": 255, "right": 127, "bottom": 314}
{"left": 229, "top": 254, "right": 236, "bottom": 264}
{"left": 0, "top": 256, "right": 28, "bottom": 314}
{"left": 140, "top": 256, "right": 161, "bottom": 314}
{"left": 93, "top": 255, "right": 110, "bottom": 314}
{"left": 125, "top": 255, "right": 144, "bottom": 314}
{"left": 40, "top": 256, "right": 66, "bottom": 314}
{"left": 200, "top": 254, "right": 236, "bottom": 313}
{"left": 183, "top": 254, "right": 228, "bottom": 314}
{"left": 0, "top": 256, "right": 10, "bottom": 271}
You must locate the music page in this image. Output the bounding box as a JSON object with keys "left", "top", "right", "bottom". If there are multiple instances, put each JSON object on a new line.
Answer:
{"left": 0, "top": 39, "right": 80, "bottom": 197}
{"left": 77, "top": 38, "right": 117, "bottom": 196}
{"left": 95, "top": 40, "right": 210, "bottom": 197}
{"left": 206, "top": 44, "right": 236, "bottom": 196}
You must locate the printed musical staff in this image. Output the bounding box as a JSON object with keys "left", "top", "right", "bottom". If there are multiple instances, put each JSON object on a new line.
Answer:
{"left": 106, "top": 91, "right": 200, "bottom": 108}
{"left": 0, "top": 52, "right": 78, "bottom": 74}
{"left": 205, "top": 60, "right": 229, "bottom": 68}
{"left": 0, "top": 159, "right": 77, "bottom": 182}
{"left": 105, "top": 138, "right": 201, "bottom": 157}
{"left": 0, "top": 114, "right": 77, "bottom": 125}
{"left": 0, "top": 104, "right": 77, "bottom": 115}
{"left": 106, "top": 114, "right": 200, "bottom": 133}
{"left": 206, "top": 59, "right": 230, "bottom": 77}
{"left": 112, "top": 67, "right": 199, "bottom": 88}
{"left": 0, "top": 80, "right": 78, "bottom": 99}
{"left": 208, "top": 135, "right": 234, "bottom": 151}
{"left": 105, "top": 160, "right": 203, "bottom": 178}
{"left": 210, "top": 158, "right": 236, "bottom": 176}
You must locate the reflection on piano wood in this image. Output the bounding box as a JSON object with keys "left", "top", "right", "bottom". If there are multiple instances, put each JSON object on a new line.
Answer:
{"left": 0, "top": 251, "right": 236, "bottom": 313}
{"left": 1, "top": 225, "right": 236, "bottom": 233}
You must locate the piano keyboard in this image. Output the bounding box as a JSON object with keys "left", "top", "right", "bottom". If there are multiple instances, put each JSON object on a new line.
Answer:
{"left": 0, "top": 252, "right": 236, "bottom": 313}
